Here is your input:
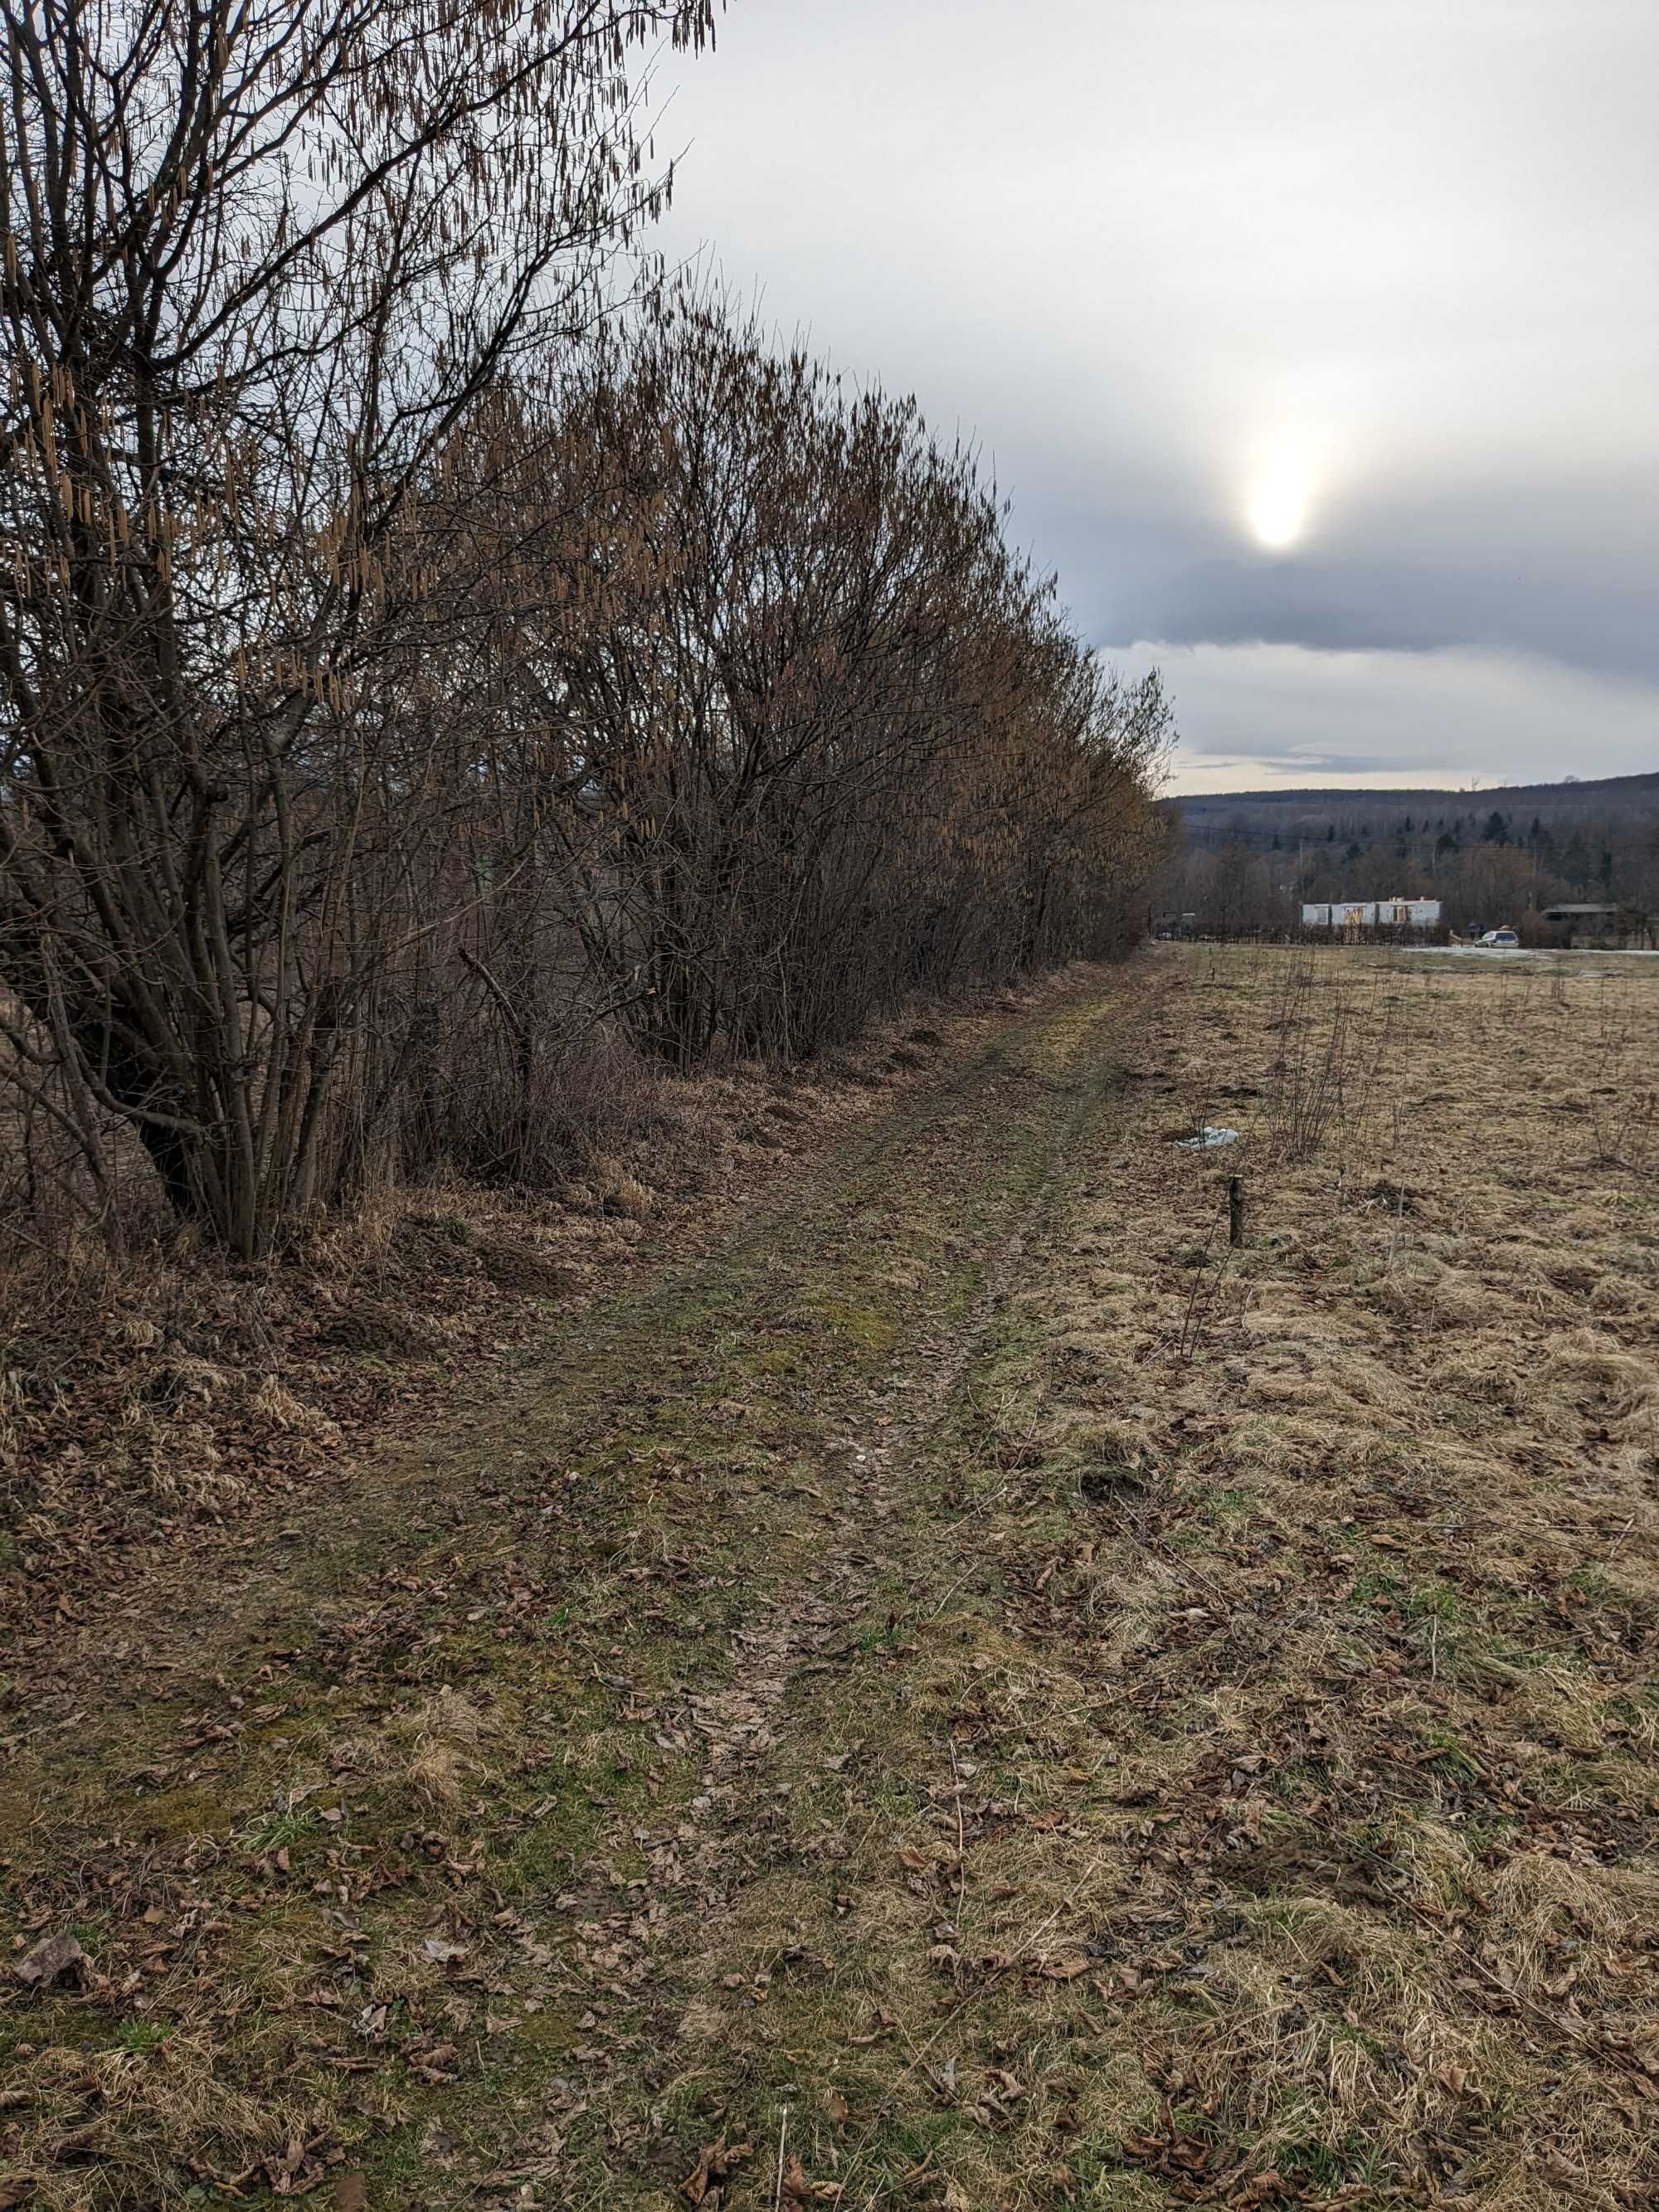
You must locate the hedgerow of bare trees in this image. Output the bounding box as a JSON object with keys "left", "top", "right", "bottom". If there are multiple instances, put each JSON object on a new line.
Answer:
{"left": 2, "top": 0, "right": 1171, "bottom": 1260}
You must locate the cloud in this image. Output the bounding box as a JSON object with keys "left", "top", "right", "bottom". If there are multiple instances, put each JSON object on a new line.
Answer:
{"left": 1108, "top": 642, "right": 1659, "bottom": 795}
{"left": 1092, "top": 550, "right": 1659, "bottom": 681}
{"left": 649, "top": 0, "right": 1659, "bottom": 779}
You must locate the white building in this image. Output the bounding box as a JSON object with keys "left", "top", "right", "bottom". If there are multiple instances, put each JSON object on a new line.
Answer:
{"left": 1301, "top": 898, "right": 1442, "bottom": 928}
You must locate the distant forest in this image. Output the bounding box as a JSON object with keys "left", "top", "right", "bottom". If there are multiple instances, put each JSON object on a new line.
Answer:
{"left": 1160, "top": 771, "right": 1659, "bottom": 934}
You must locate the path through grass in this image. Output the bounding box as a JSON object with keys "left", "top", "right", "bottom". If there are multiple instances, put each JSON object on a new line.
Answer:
{"left": 4, "top": 948, "right": 1657, "bottom": 2209}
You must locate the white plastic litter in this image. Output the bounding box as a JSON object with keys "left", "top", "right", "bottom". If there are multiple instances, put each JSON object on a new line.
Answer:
{"left": 1176, "top": 1125, "right": 1241, "bottom": 1149}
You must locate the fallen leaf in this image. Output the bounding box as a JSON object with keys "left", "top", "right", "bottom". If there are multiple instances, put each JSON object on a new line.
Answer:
{"left": 15, "top": 1933, "right": 89, "bottom": 1989}
{"left": 781, "top": 2153, "right": 844, "bottom": 2203}
{"left": 684, "top": 2140, "right": 754, "bottom": 2205}
{"left": 1039, "top": 1955, "right": 1091, "bottom": 1980}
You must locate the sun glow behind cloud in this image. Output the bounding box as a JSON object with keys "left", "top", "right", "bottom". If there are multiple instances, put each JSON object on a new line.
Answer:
{"left": 1246, "top": 435, "right": 1320, "bottom": 551}
{"left": 649, "top": 2, "right": 1659, "bottom": 780}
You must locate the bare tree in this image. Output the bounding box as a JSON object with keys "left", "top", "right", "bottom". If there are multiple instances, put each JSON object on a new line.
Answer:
{"left": 489, "top": 292, "right": 1174, "bottom": 1069}
{"left": 2, "top": 33, "right": 1176, "bottom": 1257}
{"left": 0, "top": 0, "right": 714, "bottom": 1253}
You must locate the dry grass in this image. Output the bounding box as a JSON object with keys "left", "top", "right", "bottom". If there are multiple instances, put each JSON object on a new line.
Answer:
{"left": 2, "top": 948, "right": 1655, "bottom": 2208}
{"left": 654, "top": 945, "right": 1659, "bottom": 2210}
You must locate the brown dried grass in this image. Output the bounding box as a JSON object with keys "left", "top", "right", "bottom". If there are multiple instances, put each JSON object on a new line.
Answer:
{"left": 687, "top": 946, "right": 1659, "bottom": 2210}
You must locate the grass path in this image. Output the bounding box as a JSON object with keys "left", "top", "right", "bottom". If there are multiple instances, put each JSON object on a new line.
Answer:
{"left": 4, "top": 948, "right": 1657, "bottom": 2210}
{"left": 2, "top": 968, "right": 1154, "bottom": 2205}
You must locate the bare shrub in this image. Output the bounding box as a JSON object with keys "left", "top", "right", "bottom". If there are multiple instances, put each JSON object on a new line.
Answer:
{"left": 0, "top": 0, "right": 718, "bottom": 1256}
{"left": 1264, "top": 953, "right": 1395, "bottom": 1166}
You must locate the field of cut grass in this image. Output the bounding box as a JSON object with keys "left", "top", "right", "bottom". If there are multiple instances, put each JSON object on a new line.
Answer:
{"left": 2, "top": 946, "right": 1656, "bottom": 2209}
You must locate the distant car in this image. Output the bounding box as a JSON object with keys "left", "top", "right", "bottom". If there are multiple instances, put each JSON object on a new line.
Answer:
{"left": 1478, "top": 927, "right": 1520, "bottom": 947}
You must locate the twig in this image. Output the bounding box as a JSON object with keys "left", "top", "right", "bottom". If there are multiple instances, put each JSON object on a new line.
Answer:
{"left": 948, "top": 1735, "right": 966, "bottom": 1911}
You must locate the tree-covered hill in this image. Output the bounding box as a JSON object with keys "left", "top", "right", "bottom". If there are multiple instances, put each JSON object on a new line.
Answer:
{"left": 1163, "top": 770, "right": 1659, "bottom": 851}
{"left": 1159, "top": 771, "right": 1659, "bottom": 931}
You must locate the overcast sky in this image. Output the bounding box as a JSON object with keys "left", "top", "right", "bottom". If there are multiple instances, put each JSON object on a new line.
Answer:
{"left": 653, "top": 0, "right": 1658, "bottom": 794}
